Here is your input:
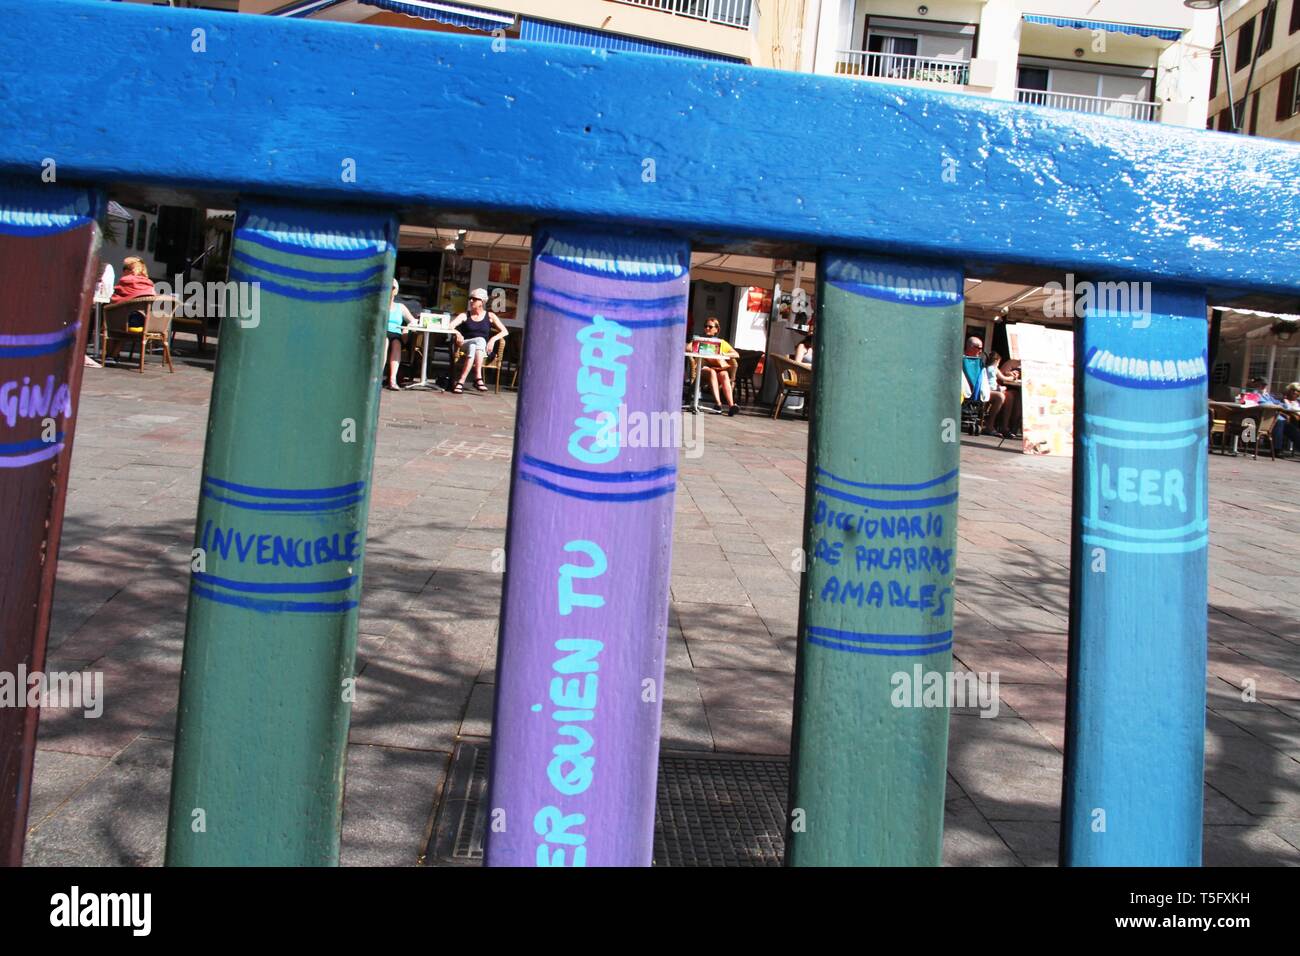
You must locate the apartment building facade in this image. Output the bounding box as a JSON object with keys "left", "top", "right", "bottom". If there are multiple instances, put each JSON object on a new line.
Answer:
{"left": 1205, "top": 0, "right": 1300, "bottom": 140}
{"left": 806, "top": 0, "right": 1217, "bottom": 126}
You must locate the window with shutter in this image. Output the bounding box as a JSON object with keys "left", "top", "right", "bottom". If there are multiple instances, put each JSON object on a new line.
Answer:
{"left": 1236, "top": 18, "right": 1256, "bottom": 71}
{"left": 1260, "top": 1, "right": 1277, "bottom": 53}
{"left": 1277, "top": 65, "right": 1298, "bottom": 121}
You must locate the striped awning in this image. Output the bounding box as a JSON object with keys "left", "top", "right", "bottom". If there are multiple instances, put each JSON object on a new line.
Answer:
{"left": 519, "top": 18, "right": 745, "bottom": 64}
{"left": 1022, "top": 15, "right": 1182, "bottom": 43}
{"left": 358, "top": 0, "right": 513, "bottom": 31}
{"left": 272, "top": 0, "right": 513, "bottom": 32}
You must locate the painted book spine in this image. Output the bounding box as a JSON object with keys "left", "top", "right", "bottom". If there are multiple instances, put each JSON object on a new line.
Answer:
{"left": 787, "top": 252, "right": 964, "bottom": 866}
{"left": 166, "top": 203, "right": 396, "bottom": 866}
{"left": 484, "top": 225, "right": 689, "bottom": 867}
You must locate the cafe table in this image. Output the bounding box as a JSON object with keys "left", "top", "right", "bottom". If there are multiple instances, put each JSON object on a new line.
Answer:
{"left": 402, "top": 313, "right": 455, "bottom": 390}
{"left": 684, "top": 338, "right": 731, "bottom": 414}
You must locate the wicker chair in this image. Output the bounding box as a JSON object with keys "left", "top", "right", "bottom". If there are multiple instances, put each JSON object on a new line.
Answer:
{"left": 102, "top": 295, "right": 179, "bottom": 373}
{"left": 454, "top": 336, "right": 507, "bottom": 392}
{"left": 771, "top": 354, "right": 813, "bottom": 419}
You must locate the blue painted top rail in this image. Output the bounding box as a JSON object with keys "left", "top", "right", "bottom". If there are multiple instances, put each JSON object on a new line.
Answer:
{"left": 3, "top": 0, "right": 1299, "bottom": 306}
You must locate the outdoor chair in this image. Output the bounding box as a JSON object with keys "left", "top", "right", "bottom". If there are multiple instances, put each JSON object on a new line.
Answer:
{"left": 455, "top": 336, "right": 507, "bottom": 391}
{"left": 500, "top": 330, "right": 523, "bottom": 390}
{"left": 1208, "top": 408, "right": 1230, "bottom": 453}
{"left": 734, "top": 349, "right": 762, "bottom": 405}
{"left": 959, "top": 356, "right": 986, "bottom": 435}
{"left": 1245, "top": 408, "right": 1282, "bottom": 461}
{"left": 102, "top": 295, "right": 179, "bottom": 373}
{"left": 771, "top": 354, "right": 812, "bottom": 419}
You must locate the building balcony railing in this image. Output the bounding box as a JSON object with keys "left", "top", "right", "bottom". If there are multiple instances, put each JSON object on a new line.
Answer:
{"left": 1016, "top": 88, "right": 1162, "bottom": 123}
{"left": 835, "top": 50, "right": 970, "bottom": 86}
{"left": 610, "top": 0, "right": 753, "bottom": 29}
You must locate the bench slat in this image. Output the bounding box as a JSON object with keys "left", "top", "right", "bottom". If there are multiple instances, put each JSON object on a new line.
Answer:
{"left": 3, "top": 0, "right": 1298, "bottom": 303}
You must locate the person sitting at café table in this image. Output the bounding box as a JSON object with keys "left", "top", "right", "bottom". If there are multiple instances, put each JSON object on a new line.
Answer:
{"left": 688, "top": 315, "right": 739, "bottom": 415}
{"left": 795, "top": 333, "right": 814, "bottom": 367}
{"left": 111, "top": 256, "right": 155, "bottom": 329}
{"left": 1271, "top": 381, "right": 1300, "bottom": 453}
{"left": 962, "top": 337, "right": 1004, "bottom": 435}
{"left": 382, "top": 278, "right": 416, "bottom": 391}
{"left": 990, "top": 353, "right": 1022, "bottom": 438}
{"left": 449, "top": 287, "right": 507, "bottom": 394}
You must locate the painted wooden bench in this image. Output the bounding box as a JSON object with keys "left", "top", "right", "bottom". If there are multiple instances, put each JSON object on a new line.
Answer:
{"left": 1, "top": 0, "right": 1297, "bottom": 867}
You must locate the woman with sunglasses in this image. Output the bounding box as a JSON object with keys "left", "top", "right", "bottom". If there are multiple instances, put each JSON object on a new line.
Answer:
{"left": 689, "top": 315, "right": 739, "bottom": 416}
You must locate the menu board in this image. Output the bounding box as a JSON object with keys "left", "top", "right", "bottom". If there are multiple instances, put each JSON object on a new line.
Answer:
{"left": 1007, "top": 323, "right": 1074, "bottom": 457}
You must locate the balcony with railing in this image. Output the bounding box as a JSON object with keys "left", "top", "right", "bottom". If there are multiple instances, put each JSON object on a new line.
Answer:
{"left": 835, "top": 50, "right": 970, "bottom": 87}
{"left": 610, "top": 0, "right": 753, "bottom": 29}
{"left": 1016, "top": 88, "right": 1162, "bottom": 123}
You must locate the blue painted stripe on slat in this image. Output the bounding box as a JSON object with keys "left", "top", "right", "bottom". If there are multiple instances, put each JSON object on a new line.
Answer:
{"left": 192, "top": 572, "right": 356, "bottom": 594}
{"left": 531, "top": 287, "right": 687, "bottom": 312}
{"left": 808, "top": 635, "right": 953, "bottom": 656}
{"left": 520, "top": 455, "right": 676, "bottom": 484}
{"left": 0, "top": 184, "right": 99, "bottom": 235}
{"left": 231, "top": 249, "right": 387, "bottom": 284}
{"left": 0, "top": 443, "right": 64, "bottom": 468}
{"left": 236, "top": 229, "right": 391, "bottom": 261}
{"left": 1083, "top": 366, "right": 1209, "bottom": 390}
{"left": 1080, "top": 533, "right": 1208, "bottom": 554}
{"left": 0, "top": 323, "right": 80, "bottom": 347}
{"left": 826, "top": 279, "right": 963, "bottom": 308}
{"left": 815, "top": 466, "right": 958, "bottom": 491}
{"left": 228, "top": 267, "right": 386, "bottom": 303}
{"left": 814, "top": 483, "right": 959, "bottom": 510}
{"left": 1084, "top": 414, "right": 1207, "bottom": 434}
{"left": 535, "top": 230, "right": 689, "bottom": 281}
{"left": 0, "top": 340, "right": 75, "bottom": 358}
{"left": 530, "top": 292, "right": 686, "bottom": 328}
{"left": 1081, "top": 516, "right": 1209, "bottom": 540}
{"left": 204, "top": 476, "right": 366, "bottom": 499}
{"left": 202, "top": 489, "right": 366, "bottom": 512}
{"left": 236, "top": 206, "right": 394, "bottom": 255}
{"left": 0, "top": 435, "right": 64, "bottom": 454}
{"left": 1081, "top": 432, "right": 1200, "bottom": 450}
{"left": 519, "top": 470, "right": 676, "bottom": 503}
{"left": 807, "top": 627, "right": 953, "bottom": 646}
{"left": 191, "top": 583, "right": 358, "bottom": 614}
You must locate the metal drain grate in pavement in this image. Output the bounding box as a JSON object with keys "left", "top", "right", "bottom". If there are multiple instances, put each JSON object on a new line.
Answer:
{"left": 428, "top": 741, "right": 789, "bottom": 866}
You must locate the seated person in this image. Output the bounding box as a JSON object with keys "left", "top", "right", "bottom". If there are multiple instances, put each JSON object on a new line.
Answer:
{"left": 961, "top": 337, "right": 1002, "bottom": 433}
{"left": 449, "top": 287, "right": 507, "bottom": 393}
{"left": 382, "top": 278, "right": 416, "bottom": 391}
{"left": 1272, "top": 382, "right": 1300, "bottom": 453}
{"left": 794, "top": 333, "right": 814, "bottom": 367}
{"left": 991, "top": 354, "right": 1021, "bottom": 437}
{"left": 689, "top": 315, "right": 739, "bottom": 415}
{"left": 111, "top": 256, "right": 155, "bottom": 331}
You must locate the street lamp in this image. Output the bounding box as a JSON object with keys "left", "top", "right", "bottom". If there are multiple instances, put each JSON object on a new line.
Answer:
{"left": 1185, "top": 0, "right": 1237, "bottom": 132}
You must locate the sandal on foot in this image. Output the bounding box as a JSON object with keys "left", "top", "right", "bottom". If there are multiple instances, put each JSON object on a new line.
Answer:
{"left": 475, "top": 378, "right": 488, "bottom": 391}
{"left": 452, "top": 382, "right": 464, "bottom": 394}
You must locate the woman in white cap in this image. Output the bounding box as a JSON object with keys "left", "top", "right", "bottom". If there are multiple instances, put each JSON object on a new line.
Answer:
{"left": 449, "top": 287, "right": 508, "bottom": 393}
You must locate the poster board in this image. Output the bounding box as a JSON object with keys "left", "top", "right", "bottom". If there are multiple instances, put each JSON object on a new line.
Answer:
{"left": 1007, "top": 323, "right": 1074, "bottom": 457}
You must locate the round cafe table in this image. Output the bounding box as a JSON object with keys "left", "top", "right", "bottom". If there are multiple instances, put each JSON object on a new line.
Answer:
{"left": 401, "top": 316, "right": 456, "bottom": 390}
